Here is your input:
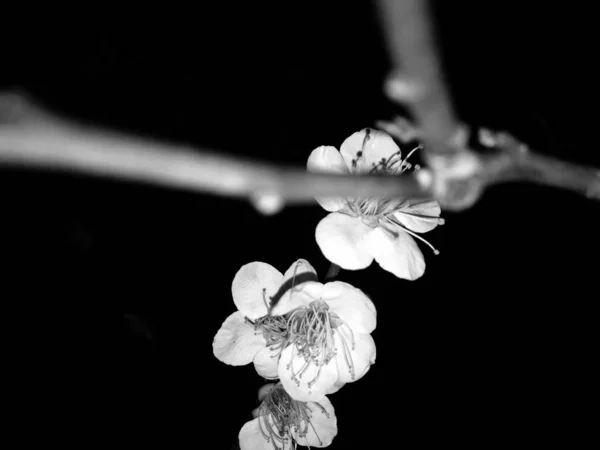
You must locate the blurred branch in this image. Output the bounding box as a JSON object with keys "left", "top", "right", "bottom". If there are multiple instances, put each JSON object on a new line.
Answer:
{"left": 377, "top": 117, "right": 600, "bottom": 204}
{"left": 0, "top": 92, "right": 431, "bottom": 214}
{"left": 376, "top": 0, "right": 458, "bottom": 148}
{"left": 374, "top": 0, "right": 600, "bottom": 209}
{"left": 0, "top": 92, "right": 598, "bottom": 216}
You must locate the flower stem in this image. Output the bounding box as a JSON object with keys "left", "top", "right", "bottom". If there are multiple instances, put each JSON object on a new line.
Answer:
{"left": 324, "top": 263, "right": 341, "bottom": 281}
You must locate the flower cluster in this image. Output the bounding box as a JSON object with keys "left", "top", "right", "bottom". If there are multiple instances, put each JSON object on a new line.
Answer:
{"left": 213, "top": 129, "right": 443, "bottom": 448}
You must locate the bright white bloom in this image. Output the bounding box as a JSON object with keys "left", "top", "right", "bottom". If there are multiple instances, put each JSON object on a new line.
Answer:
{"left": 271, "top": 278, "right": 377, "bottom": 403}
{"left": 239, "top": 382, "right": 337, "bottom": 450}
{"left": 212, "top": 259, "right": 317, "bottom": 379}
{"left": 308, "top": 128, "right": 444, "bottom": 280}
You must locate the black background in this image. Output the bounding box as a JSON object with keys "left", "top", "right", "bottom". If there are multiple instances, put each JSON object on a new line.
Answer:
{"left": 2, "top": 1, "right": 598, "bottom": 448}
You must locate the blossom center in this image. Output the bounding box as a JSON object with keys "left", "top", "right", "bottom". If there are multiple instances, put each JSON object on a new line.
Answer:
{"left": 256, "top": 384, "right": 329, "bottom": 448}
{"left": 245, "top": 289, "right": 290, "bottom": 357}
{"left": 343, "top": 146, "right": 444, "bottom": 254}
{"left": 344, "top": 145, "right": 422, "bottom": 223}
{"left": 286, "top": 300, "right": 356, "bottom": 393}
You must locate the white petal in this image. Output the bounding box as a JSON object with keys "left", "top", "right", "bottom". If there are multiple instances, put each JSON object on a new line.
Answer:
{"left": 253, "top": 345, "right": 281, "bottom": 379}
{"left": 239, "top": 418, "right": 270, "bottom": 450}
{"left": 315, "top": 213, "right": 374, "bottom": 270}
{"left": 394, "top": 200, "right": 442, "bottom": 233}
{"left": 334, "top": 330, "right": 376, "bottom": 383}
{"left": 321, "top": 281, "right": 377, "bottom": 334}
{"left": 293, "top": 396, "right": 338, "bottom": 448}
{"left": 239, "top": 417, "right": 293, "bottom": 450}
{"left": 278, "top": 344, "right": 338, "bottom": 402}
{"left": 367, "top": 226, "right": 425, "bottom": 280}
{"left": 212, "top": 311, "right": 266, "bottom": 365}
{"left": 307, "top": 145, "right": 349, "bottom": 174}
{"left": 307, "top": 145, "right": 349, "bottom": 212}
{"left": 324, "top": 380, "right": 345, "bottom": 395}
{"left": 340, "top": 128, "right": 401, "bottom": 174}
{"left": 232, "top": 262, "right": 284, "bottom": 318}
{"left": 270, "top": 281, "right": 324, "bottom": 316}
{"left": 281, "top": 258, "right": 318, "bottom": 288}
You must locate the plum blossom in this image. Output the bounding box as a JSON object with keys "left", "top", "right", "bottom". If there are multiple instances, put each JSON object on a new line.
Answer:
{"left": 307, "top": 128, "right": 444, "bottom": 280}
{"left": 271, "top": 278, "right": 377, "bottom": 403}
{"left": 212, "top": 259, "right": 317, "bottom": 379}
{"left": 239, "top": 382, "right": 337, "bottom": 450}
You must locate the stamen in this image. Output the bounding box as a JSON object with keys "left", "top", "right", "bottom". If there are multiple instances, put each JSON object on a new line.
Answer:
{"left": 255, "top": 383, "right": 329, "bottom": 449}
{"left": 252, "top": 314, "right": 290, "bottom": 355}
{"left": 395, "top": 210, "right": 445, "bottom": 225}
{"left": 369, "top": 150, "right": 403, "bottom": 174}
{"left": 402, "top": 145, "right": 421, "bottom": 166}
{"left": 307, "top": 418, "right": 324, "bottom": 447}
{"left": 289, "top": 260, "right": 302, "bottom": 293}
{"left": 382, "top": 216, "right": 441, "bottom": 255}
{"left": 335, "top": 324, "right": 356, "bottom": 380}
{"left": 286, "top": 300, "right": 339, "bottom": 391}
{"left": 362, "top": 128, "right": 371, "bottom": 147}
{"left": 385, "top": 152, "right": 405, "bottom": 174}
{"left": 347, "top": 144, "right": 426, "bottom": 224}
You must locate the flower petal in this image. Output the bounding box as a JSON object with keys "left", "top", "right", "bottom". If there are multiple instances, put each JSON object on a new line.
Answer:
{"left": 324, "top": 380, "right": 345, "bottom": 395}
{"left": 232, "top": 262, "right": 284, "bottom": 318}
{"left": 270, "top": 281, "right": 324, "bottom": 316}
{"left": 307, "top": 145, "right": 349, "bottom": 212}
{"left": 307, "top": 145, "right": 350, "bottom": 174}
{"left": 321, "top": 281, "right": 377, "bottom": 334}
{"left": 367, "top": 226, "right": 425, "bottom": 280}
{"left": 394, "top": 200, "right": 442, "bottom": 233}
{"left": 278, "top": 344, "right": 338, "bottom": 402}
{"left": 334, "top": 330, "right": 376, "bottom": 383}
{"left": 253, "top": 345, "right": 281, "bottom": 379}
{"left": 239, "top": 417, "right": 292, "bottom": 450}
{"left": 212, "top": 311, "right": 266, "bottom": 366}
{"left": 315, "top": 213, "right": 374, "bottom": 270}
{"left": 340, "top": 128, "right": 401, "bottom": 174}
{"left": 293, "top": 396, "right": 338, "bottom": 448}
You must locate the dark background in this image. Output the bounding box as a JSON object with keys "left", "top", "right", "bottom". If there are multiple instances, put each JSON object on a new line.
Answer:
{"left": 2, "top": 1, "right": 598, "bottom": 447}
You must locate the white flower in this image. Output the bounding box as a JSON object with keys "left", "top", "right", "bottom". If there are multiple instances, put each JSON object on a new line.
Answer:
{"left": 307, "top": 128, "right": 444, "bottom": 280}
{"left": 212, "top": 259, "right": 317, "bottom": 379}
{"left": 239, "top": 382, "right": 337, "bottom": 450}
{"left": 270, "top": 278, "right": 377, "bottom": 403}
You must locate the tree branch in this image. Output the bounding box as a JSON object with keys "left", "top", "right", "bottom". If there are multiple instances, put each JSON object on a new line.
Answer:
{"left": 374, "top": 0, "right": 600, "bottom": 208}
{"left": 377, "top": 117, "right": 600, "bottom": 203}
{"left": 376, "top": 0, "right": 459, "bottom": 150}
{"left": 0, "top": 92, "right": 431, "bottom": 215}
{"left": 1, "top": 92, "right": 598, "bottom": 215}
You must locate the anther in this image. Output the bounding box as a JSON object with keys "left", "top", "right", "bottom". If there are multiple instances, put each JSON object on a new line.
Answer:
{"left": 382, "top": 216, "right": 440, "bottom": 255}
